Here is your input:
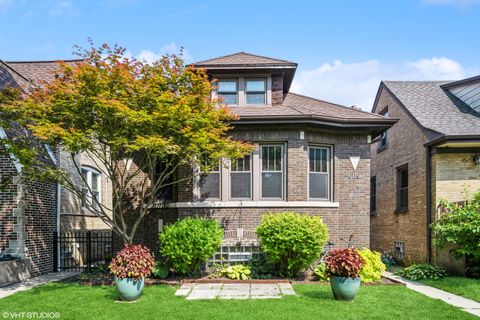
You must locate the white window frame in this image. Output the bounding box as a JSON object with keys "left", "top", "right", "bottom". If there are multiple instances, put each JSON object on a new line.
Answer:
{"left": 212, "top": 75, "right": 272, "bottom": 106}
{"left": 308, "top": 146, "right": 331, "bottom": 201}
{"left": 259, "top": 144, "right": 285, "bottom": 201}
{"left": 81, "top": 166, "right": 101, "bottom": 210}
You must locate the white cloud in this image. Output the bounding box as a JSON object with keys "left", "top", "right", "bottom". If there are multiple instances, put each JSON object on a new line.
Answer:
{"left": 48, "top": 0, "right": 79, "bottom": 17}
{"left": 131, "top": 42, "right": 192, "bottom": 64}
{"left": 421, "top": 0, "right": 480, "bottom": 7}
{"left": 291, "top": 57, "right": 474, "bottom": 111}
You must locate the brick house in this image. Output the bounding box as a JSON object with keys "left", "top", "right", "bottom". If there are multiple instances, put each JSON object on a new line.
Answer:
{"left": 0, "top": 60, "right": 111, "bottom": 278}
{"left": 370, "top": 76, "right": 480, "bottom": 273}
{"left": 129, "top": 52, "right": 395, "bottom": 258}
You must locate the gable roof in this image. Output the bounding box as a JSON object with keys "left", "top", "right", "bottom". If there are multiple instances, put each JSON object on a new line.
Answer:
{"left": 193, "top": 52, "right": 297, "bottom": 68}
{"left": 0, "top": 60, "right": 34, "bottom": 92}
{"left": 377, "top": 81, "right": 480, "bottom": 138}
{"left": 6, "top": 59, "right": 82, "bottom": 86}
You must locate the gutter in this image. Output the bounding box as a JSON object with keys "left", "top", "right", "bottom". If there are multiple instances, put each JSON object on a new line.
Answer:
{"left": 56, "top": 182, "right": 61, "bottom": 272}
{"left": 425, "top": 134, "right": 480, "bottom": 147}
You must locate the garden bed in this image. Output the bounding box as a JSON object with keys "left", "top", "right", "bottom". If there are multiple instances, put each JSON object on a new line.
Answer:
{"left": 72, "top": 272, "right": 401, "bottom": 286}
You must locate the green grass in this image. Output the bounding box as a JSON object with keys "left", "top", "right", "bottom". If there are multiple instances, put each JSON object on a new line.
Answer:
{"left": 0, "top": 283, "right": 476, "bottom": 320}
{"left": 419, "top": 276, "right": 480, "bottom": 303}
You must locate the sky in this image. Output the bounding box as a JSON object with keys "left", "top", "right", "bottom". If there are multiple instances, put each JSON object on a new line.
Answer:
{"left": 1, "top": 0, "right": 479, "bottom": 110}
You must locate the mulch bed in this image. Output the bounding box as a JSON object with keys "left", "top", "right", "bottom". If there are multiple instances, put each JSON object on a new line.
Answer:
{"left": 72, "top": 272, "right": 402, "bottom": 286}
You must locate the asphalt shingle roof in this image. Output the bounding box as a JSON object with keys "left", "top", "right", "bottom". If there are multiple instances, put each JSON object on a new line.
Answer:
{"left": 0, "top": 61, "right": 33, "bottom": 92}
{"left": 193, "top": 52, "right": 297, "bottom": 68}
{"left": 383, "top": 81, "right": 480, "bottom": 136}
{"left": 232, "top": 92, "right": 389, "bottom": 122}
{"left": 6, "top": 60, "right": 82, "bottom": 86}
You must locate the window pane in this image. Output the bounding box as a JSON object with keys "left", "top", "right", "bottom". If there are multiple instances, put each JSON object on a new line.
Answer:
{"left": 199, "top": 173, "right": 220, "bottom": 199}
{"left": 91, "top": 173, "right": 99, "bottom": 192}
{"left": 261, "top": 172, "right": 282, "bottom": 198}
{"left": 400, "top": 189, "right": 408, "bottom": 208}
{"left": 219, "top": 93, "right": 237, "bottom": 105}
{"left": 231, "top": 172, "right": 251, "bottom": 199}
{"left": 246, "top": 93, "right": 265, "bottom": 105}
{"left": 218, "top": 81, "right": 237, "bottom": 92}
{"left": 246, "top": 80, "right": 265, "bottom": 92}
{"left": 400, "top": 170, "right": 408, "bottom": 188}
{"left": 309, "top": 147, "right": 328, "bottom": 173}
{"left": 309, "top": 173, "right": 328, "bottom": 199}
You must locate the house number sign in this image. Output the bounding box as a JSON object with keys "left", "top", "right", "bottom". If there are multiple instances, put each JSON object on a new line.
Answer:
{"left": 347, "top": 156, "right": 360, "bottom": 179}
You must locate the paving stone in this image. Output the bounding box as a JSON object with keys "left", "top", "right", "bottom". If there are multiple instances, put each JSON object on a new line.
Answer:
{"left": 194, "top": 283, "right": 223, "bottom": 290}
{"left": 222, "top": 284, "right": 250, "bottom": 290}
{"left": 219, "top": 289, "right": 250, "bottom": 297}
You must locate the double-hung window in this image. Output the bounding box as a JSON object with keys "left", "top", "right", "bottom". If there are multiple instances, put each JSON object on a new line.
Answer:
{"left": 81, "top": 167, "right": 100, "bottom": 210}
{"left": 260, "top": 145, "right": 284, "bottom": 199}
{"left": 199, "top": 161, "right": 221, "bottom": 200}
{"left": 245, "top": 79, "right": 266, "bottom": 105}
{"left": 230, "top": 154, "right": 252, "bottom": 200}
{"left": 370, "top": 176, "right": 377, "bottom": 214}
{"left": 308, "top": 147, "right": 330, "bottom": 200}
{"left": 217, "top": 80, "right": 238, "bottom": 105}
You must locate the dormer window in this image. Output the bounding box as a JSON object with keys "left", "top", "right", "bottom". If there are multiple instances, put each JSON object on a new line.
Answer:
{"left": 245, "top": 79, "right": 266, "bottom": 105}
{"left": 214, "top": 76, "right": 271, "bottom": 106}
{"left": 218, "top": 80, "right": 238, "bottom": 105}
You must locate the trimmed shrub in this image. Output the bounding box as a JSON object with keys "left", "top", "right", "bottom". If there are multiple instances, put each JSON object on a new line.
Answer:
{"left": 256, "top": 212, "right": 329, "bottom": 277}
{"left": 324, "top": 248, "right": 364, "bottom": 278}
{"left": 395, "top": 264, "right": 446, "bottom": 281}
{"left": 358, "top": 248, "right": 386, "bottom": 283}
{"left": 160, "top": 217, "right": 223, "bottom": 275}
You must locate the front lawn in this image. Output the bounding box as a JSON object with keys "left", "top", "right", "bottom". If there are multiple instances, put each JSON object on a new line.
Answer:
{"left": 419, "top": 276, "right": 480, "bottom": 303}
{"left": 0, "top": 283, "right": 476, "bottom": 320}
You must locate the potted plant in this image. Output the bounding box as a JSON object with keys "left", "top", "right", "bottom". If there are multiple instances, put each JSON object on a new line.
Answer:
{"left": 108, "top": 244, "right": 155, "bottom": 301}
{"left": 324, "top": 248, "right": 364, "bottom": 301}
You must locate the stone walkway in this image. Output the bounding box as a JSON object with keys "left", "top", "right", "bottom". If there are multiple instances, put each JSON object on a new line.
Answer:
{"left": 0, "top": 272, "right": 79, "bottom": 299}
{"left": 176, "top": 283, "right": 296, "bottom": 300}
{"left": 383, "top": 272, "right": 480, "bottom": 317}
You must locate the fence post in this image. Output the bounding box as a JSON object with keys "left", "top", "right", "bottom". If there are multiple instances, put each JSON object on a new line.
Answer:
{"left": 86, "top": 231, "right": 92, "bottom": 272}
{"left": 53, "top": 231, "right": 58, "bottom": 272}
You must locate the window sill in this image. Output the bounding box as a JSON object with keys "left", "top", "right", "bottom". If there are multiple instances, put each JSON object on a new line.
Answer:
{"left": 152, "top": 201, "right": 340, "bottom": 209}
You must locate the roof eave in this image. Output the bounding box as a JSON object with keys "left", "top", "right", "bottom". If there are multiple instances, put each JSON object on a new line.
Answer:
{"left": 425, "top": 134, "right": 480, "bottom": 147}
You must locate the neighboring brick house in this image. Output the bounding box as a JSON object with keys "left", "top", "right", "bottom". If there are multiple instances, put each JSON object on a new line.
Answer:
{"left": 370, "top": 76, "right": 480, "bottom": 273}
{"left": 128, "top": 52, "right": 395, "bottom": 259}
{"left": 0, "top": 59, "right": 111, "bottom": 277}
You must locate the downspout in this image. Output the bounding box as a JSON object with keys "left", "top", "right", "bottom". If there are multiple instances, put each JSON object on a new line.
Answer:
{"left": 426, "top": 145, "right": 432, "bottom": 264}
{"left": 56, "top": 182, "right": 61, "bottom": 271}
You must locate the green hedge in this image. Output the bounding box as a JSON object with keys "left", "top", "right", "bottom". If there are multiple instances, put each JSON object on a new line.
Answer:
{"left": 256, "top": 212, "right": 329, "bottom": 277}
{"left": 160, "top": 217, "right": 223, "bottom": 275}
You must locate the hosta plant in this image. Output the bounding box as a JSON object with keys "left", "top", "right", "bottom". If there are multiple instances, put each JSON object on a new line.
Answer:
{"left": 108, "top": 244, "right": 155, "bottom": 280}
{"left": 358, "top": 248, "right": 386, "bottom": 283}
{"left": 221, "top": 264, "right": 252, "bottom": 280}
{"left": 395, "top": 264, "right": 446, "bottom": 281}
{"left": 324, "top": 248, "right": 364, "bottom": 278}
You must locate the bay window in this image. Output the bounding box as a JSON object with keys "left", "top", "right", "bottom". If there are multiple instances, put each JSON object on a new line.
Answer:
{"left": 308, "top": 146, "right": 330, "bottom": 200}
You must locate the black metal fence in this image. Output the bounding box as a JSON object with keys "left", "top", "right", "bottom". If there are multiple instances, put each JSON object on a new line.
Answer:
{"left": 54, "top": 230, "right": 112, "bottom": 272}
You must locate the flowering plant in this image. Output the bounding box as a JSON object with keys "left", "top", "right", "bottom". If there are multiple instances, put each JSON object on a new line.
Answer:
{"left": 324, "top": 248, "right": 364, "bottom": 278}
{"left": 108, "top": 244, "right": 155, "bottom": 280}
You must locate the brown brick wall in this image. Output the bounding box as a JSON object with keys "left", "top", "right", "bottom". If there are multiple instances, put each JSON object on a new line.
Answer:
{"left": 370, "top": 88, "right": 429, "bottom": 264}
{"left": 124, "top": 128, "right": 371, "bottom": 256}
{"left": 271, "top": 75, "right": 283, "bottom": 105}
{"left": 1, "top": 144, "right": 57, "bottom": 276}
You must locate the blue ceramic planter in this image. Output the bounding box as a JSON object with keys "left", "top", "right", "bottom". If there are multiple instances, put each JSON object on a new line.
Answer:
{"left": 330, "top": 277, "right": 361, "bottom": 301}
{"left": 114, "top": 277, "right": 144, "bottom": 301}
